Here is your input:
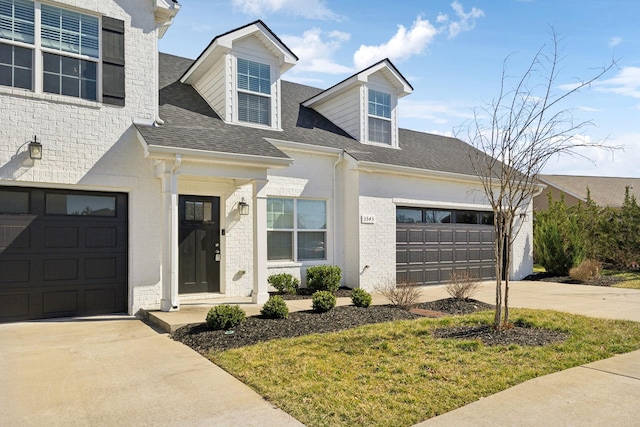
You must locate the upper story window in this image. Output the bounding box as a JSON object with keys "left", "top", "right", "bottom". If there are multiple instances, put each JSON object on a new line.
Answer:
{"left": 0, "top": 0, "right": 124, "bottom": 105}
{"left": 368, "top": 89, "right": 391, "bottom": 144}
{"left": 237, "top": 57, "right": 270, "bottom": 126}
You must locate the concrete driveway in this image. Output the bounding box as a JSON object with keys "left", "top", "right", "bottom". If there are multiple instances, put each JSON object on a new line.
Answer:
{"left": 0, "top": 317, "right": 302, "bottom": 427}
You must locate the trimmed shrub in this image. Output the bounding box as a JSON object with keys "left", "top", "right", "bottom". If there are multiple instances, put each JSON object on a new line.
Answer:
{"left": 569, "top": 259, "right": 602, "bottom": 282}
{"left": 351, "top": 288, "right": 372, "bottom": 308}
{"left": 446, "top": 270, "right": 481, "bottom": 300}
{"left": 268, "top": 273, "right": 300, "bottom": 295}
{"left": 306, "top": 265, "right": 342, "bottom": 293}
{"left": 205, "top": 304, "right": 246, "bottom": 330}
{"left": 377, "top": 282, "right": 421, "bottom": 310}
{"left": 260, "top": 295, "right": 289, "bottom": 319}
{"left": 312, "top": 290, "right": 336, "bottom": 312}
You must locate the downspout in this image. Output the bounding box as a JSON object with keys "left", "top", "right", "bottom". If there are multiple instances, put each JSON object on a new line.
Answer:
{"left": 332, "top": 151, "right": 344, "bottom": 265}
{"left": 169, "top": 153, "right": 181, "bottom": 308}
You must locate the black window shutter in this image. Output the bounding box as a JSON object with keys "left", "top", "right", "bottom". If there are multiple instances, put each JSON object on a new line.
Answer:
{"left": 102, "top": 17, "right": 125, "bottom": 106}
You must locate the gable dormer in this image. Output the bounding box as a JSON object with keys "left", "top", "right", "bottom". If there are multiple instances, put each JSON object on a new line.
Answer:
{"left": 180, "top": 21, "right": 297, "bottom": 130}
{"left": 302, "top": 59, "right": 412, "bottom": 148}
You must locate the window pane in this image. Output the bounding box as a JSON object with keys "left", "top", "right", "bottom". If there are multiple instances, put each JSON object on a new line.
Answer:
{"left": 46, "top": 193, "right": 116, "bottom": 216}
{"left": 455, "top": 211, "right": 478, "bottom": 224}
{"left": 298, "top": 231, "right": 326, "bottom": 261}
{"left": 297, "top": 200, "right": 326, "bottom": 229}
{"left": 267, "top": 231, "right": 293, "bottom": 261}
{"left": 0, "top": 0, "right": 34, "bottom": 44}
{"left": 425, "top": 210, "right": 451, "bottom": 223}
{"left": 41, "top": 4, "right": 99, "bottom": 58}
{"left": 480, "top": 212, "right": 494, "bottom": 225}
{"left": 184, "top": 201, "right": 194, "bottom": 220}
{"left": 267, "top": 198, "right": 293, "bottom": 229}
{"left": 42, "top": 52, "right": 96, "bottom": 100}
{"left": 203, "top": 202, "right": 212, "bottom": 222}
{"left": 0, "top": 43, "right": 32, "bottom": 89}
{"left": 368, "top": 89, "right": 391, "bottom": 118}
{"left": 237, "top": 57, "right": 270, "bottom": 94}
{"left": 238, "top": 92, "right": 270, "bottom": 125}
{"left": 194, "top": 202, "right": 204, "bottom": 221}
{"left": 43, "top": 72, "right": 59, "bottom": 93}
{"left": 396, "top": 208, "right": 422, "bottom": 223}
{"left": 369, "top": 117, "right": 391, "bottom": 144}
{"left": 0, "top": 190, "right": 29, "bottom": 214}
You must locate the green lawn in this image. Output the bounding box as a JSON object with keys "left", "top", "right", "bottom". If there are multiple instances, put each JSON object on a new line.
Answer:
{"left": 210, "top": 309, "right": 640, "bottom": 426}
{"left": 603, "top": 269, "right": 640, "bottom": 290}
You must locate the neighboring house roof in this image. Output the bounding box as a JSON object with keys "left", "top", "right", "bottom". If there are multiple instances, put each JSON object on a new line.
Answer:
{"left": 538, "top": 174, "right": 640, "bottom": 208}
{"left": 136, "top": 52, "right": 490, "bottom": 178}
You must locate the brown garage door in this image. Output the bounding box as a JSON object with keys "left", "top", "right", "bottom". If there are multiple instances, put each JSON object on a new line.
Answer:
{"left": 396, "top": 207, "right": 495, "bottom": 285}
{"left": 0, "top": 187, "right": 128, "bottom": 321}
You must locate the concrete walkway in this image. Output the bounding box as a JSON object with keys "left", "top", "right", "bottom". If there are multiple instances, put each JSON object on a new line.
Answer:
{"left": 2, "top": 281, "right": 639, "bottom": 426}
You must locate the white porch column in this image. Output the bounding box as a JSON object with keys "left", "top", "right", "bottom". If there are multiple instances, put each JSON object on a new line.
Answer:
{"left": 252, "top": 179, "right": 269, "bottom": 304}
{"left": 159, "top": 157, "right": 180, "bottom": 311}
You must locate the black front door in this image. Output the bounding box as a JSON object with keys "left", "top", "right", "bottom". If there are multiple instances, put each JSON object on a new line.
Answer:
{"left": 179, "top": 196, "right": 220, "bottom": 294}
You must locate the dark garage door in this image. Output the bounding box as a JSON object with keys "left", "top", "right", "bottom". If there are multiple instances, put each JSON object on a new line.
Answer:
{"left": 0, "top": 187, "right": 128, "bottom": 321}
{"left": 396, "top": 207, "right": 495, "bottom": 285}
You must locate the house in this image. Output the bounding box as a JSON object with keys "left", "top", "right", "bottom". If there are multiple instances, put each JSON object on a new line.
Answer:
{"left": 0, "top": 1, "right": 533, "bottom": 322}
{"left": 533, "top": 175, "right": 640, "bottom": 211}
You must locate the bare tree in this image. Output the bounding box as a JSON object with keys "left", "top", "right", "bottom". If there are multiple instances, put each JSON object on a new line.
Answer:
{"left": 457, "top": 30, "right": 617, "bottom": 329}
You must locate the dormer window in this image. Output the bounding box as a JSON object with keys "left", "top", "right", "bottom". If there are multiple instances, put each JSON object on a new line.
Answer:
{"left": 368, "top": 89, "right": 391, "bottom": 144}
{"left": 237, "top": 57, "right": 271, "bottom": 126}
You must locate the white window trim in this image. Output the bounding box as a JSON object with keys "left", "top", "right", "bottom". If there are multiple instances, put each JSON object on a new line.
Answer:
{"left": 232, "top": 54, "right": 279, "bottom": 129}
{"left": 267, "top": 197, "right": 328, "bottom": 263}
{"left": 0, "top": 0, "right": 102, "bottom": 102}
{"left": 363, "top": 85, "right": 401, "bottom": 148}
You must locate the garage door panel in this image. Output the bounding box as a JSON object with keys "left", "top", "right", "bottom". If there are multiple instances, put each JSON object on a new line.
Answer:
{"left": 0, "top": 260, "right": 30, "bottom": 282}
{"left": 440, "top": 249, "right": 454, "bottom": 262}
{"left": 0, "top": 294, "right": 30, "bottom": 318}
{"left": 0, "top": 225, "right": 31, "bottom": 249}
{"left": 43, "top": 259, "right": 78, "bottom": 281}
{"left": 44, "top": 226, "right": 79, "bottom": 248}
{"left": 85, "top": 257, "right": 118, "bottom": 279}
{"left": 425, "top": 230, "right": 438, "bottom": 243}
{"left": 407, "top": 269, "right": 424, "bottom": 284}
{"left": 408, "top": 230, "right": 423, "bottom": 244}
{"left": 408, "top": 249, "right": 423, "bottom": 264}
{"left": 455, "top": 230, "right": 467, "bottom": 243}
{"left": 86, "top": 226, "right": 118, "bottom": 248}
{"left": 440, "top": 230, "right": 453, "bottom": 243}
{"left": 0, "top": 187, "right": 128, "bottom": 321}
{"left": 425, "top": 249, "right": 439, "bottom": 263}
{"left": 43, "top": 290, "right": 78, "bottom": 314}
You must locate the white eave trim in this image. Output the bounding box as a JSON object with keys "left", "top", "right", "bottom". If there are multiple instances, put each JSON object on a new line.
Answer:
{"left": 137, "top": 137, "right": 293, "bottom": 169}
{"left": 266, "top": 138, "right": 344, "bottom": 156}
{"left": 155, "top": 0, "right": 180, "bottom": 39}
{"left": 355, "top": 160, "right": 481, "bottom": 184}
{"left": 303, "top": 59, "right": 412, "bottom": 108}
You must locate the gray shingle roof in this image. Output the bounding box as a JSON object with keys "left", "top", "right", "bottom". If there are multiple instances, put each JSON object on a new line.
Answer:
{"left": 540, "top": 175, "right": 640, "bottom": 208}
{"left": 136, "top": 53, "right": 486, "bottom": 177}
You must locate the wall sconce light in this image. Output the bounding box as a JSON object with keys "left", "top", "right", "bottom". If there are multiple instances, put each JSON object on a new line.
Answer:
{"left": 29, "top": 136, "right": 42, "bottom": 160}
{"left": 239, "top": 197, "right": 250, "bottom": 215}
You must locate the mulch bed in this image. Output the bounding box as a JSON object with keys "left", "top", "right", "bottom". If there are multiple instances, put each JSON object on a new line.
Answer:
{"left": 172, "top": 297, "right": 567, "bottom": 353}
{"left": 524, "top": 272, "right": 624, "bottom": 287}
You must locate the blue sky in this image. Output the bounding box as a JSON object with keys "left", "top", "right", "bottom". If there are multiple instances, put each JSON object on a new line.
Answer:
{"left": 159, "top": 0, "right": 640, "bottom": 178}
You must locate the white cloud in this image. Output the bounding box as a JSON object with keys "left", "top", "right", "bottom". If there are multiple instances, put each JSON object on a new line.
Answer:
{"left": 608, "top": 36, "right": 623, "bottom": 48}
{"left": 231, "top": 0, "right": 343, "bottom": 21}
{"left": 282, "top": 29, "right": 353, "bottom": 74}
{"left": 352, "top": 2, "right": 484, "bottom": 69}
{"left": 353, "top": 17, "right": 439, "bottom": 69}
{"left": 542, "top": 133, "right": 640, "bottom": 177}
{"left": 594, "top": 66, "right": 640, "bottom": 99}
{"left": 440, "top": 1, "right": 485, "bottom": 39}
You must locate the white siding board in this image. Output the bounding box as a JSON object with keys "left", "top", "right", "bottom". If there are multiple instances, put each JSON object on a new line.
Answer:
{"left": 315, "top": 86, "right": 361, "bottom": 140}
